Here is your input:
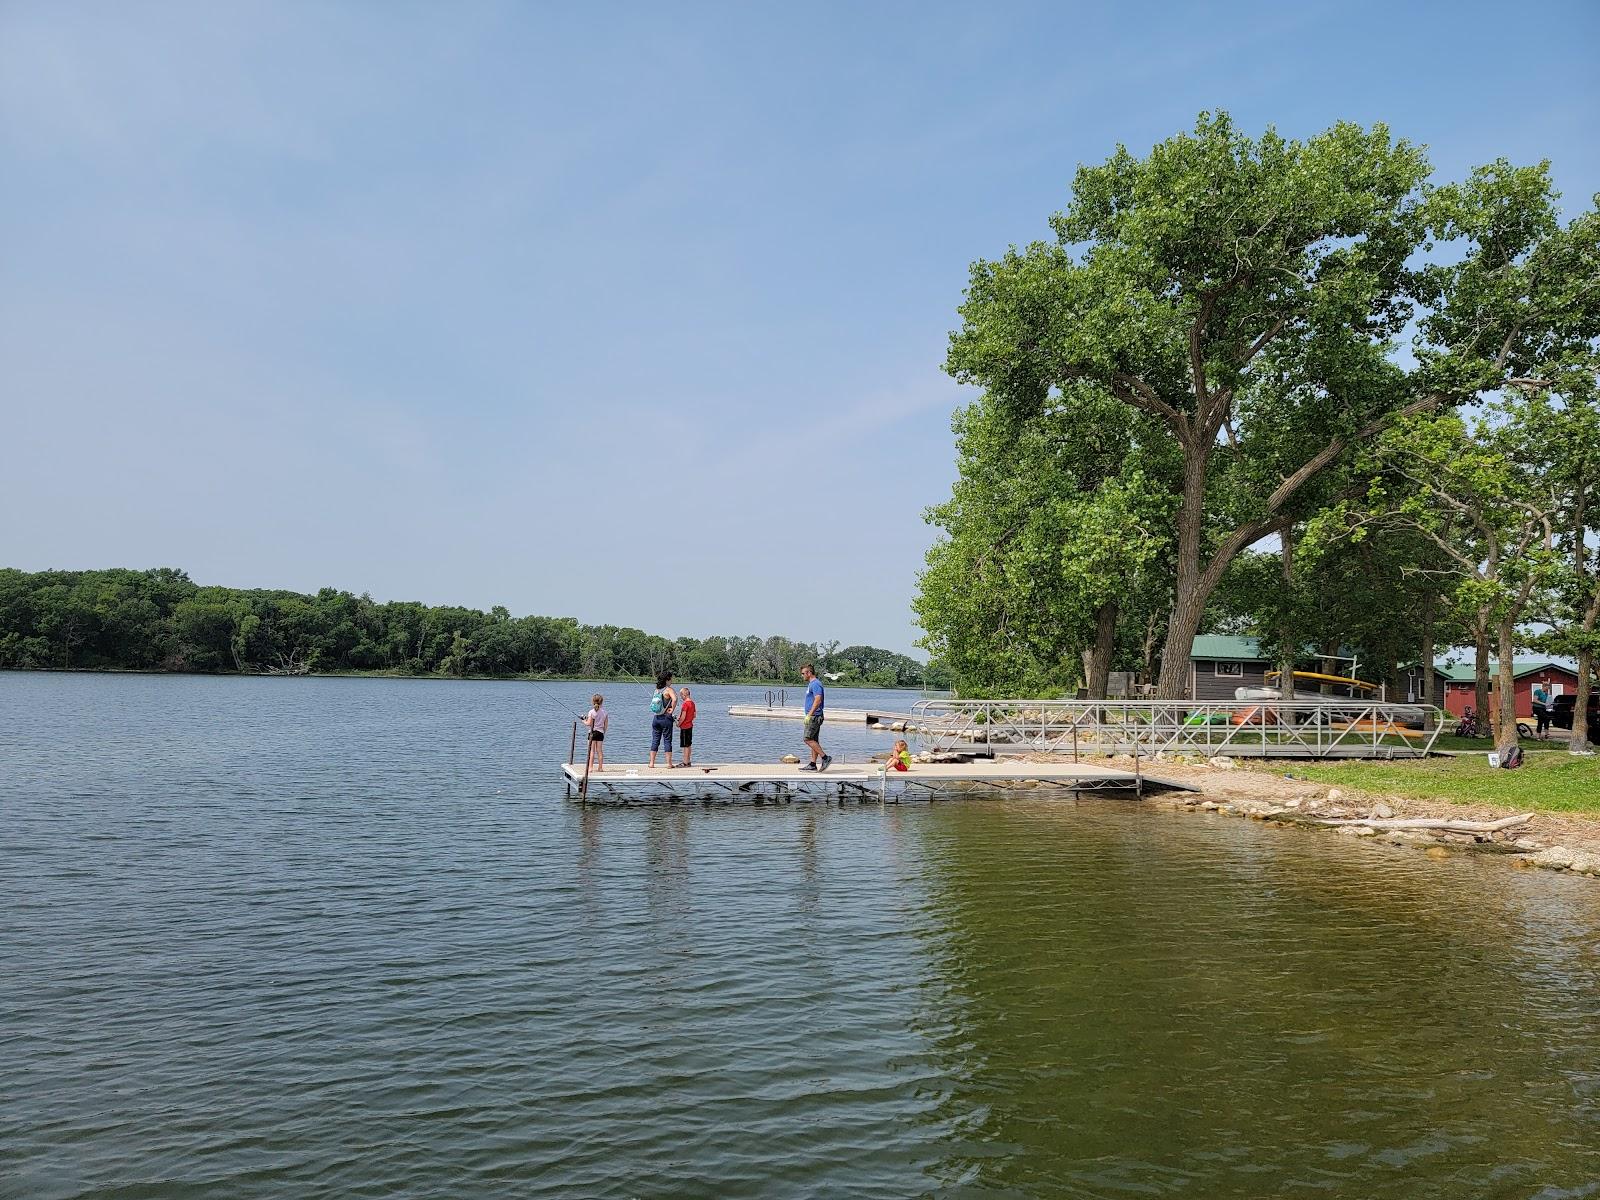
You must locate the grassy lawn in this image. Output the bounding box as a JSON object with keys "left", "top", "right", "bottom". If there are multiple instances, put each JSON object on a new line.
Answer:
{"left": 1271, "top": 754, "right": 1600, "bottom": 815}
{"left": 1426, "top": 734, "right": 1576, "bottom": 753}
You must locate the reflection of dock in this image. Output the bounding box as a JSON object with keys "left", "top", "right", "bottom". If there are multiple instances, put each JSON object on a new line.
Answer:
{"left": 561, "top": 758, "right": 1196, "bottom": 804}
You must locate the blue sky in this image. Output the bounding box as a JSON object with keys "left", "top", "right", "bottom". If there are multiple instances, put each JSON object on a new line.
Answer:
{"left": 3, "top": 1, "right": 1597, "bottom": 655}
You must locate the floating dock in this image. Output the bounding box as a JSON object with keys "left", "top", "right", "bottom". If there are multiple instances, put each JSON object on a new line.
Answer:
{"left": 726, "top": 706, "right": 936, "bottom": 731}
{"left": 561, "top": 759, "right": 1195, "bottom": 804}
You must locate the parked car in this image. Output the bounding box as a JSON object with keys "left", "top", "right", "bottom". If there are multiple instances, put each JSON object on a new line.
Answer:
{"left": 1550, "top": 693, "right": 1600, "bottom": 743}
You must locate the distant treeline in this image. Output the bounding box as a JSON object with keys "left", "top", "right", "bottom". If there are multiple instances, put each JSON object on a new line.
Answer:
{"left": 0, "top": 568, "right": 936, "bottom": 687}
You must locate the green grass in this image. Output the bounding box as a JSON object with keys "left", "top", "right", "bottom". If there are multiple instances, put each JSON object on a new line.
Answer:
{"left": 1272, "top": 754, "right": 1600, "bottom": 815}
{"left": 1427, "top": 733, "right": 1573, "bottom": 753}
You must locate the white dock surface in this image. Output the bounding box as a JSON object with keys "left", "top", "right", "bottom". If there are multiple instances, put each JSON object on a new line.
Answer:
{"left": 726, "top": 705, "right": 877, "bottom": 722}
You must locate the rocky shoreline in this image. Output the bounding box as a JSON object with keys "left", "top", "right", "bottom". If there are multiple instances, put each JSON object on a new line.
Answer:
{"left": 1088, "top": 754, "right": 1600, "bottom": 879}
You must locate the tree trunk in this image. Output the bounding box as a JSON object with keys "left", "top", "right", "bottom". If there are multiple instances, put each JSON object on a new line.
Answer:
{"left": 1156, "top": 587, "right": 1206, "bottom": 699}
{"left": 1473, "top": 622, "right": 1491, "bottom": 726}
{"left": 1417, "top": 594, "right": 1435, "bottom": 704}
{"left": 1569, "top": 536, "right": 1598, "bottom": 753}
{"left": 1141, "top": 611, "right": 1160, "bottom": 690}
{"left": 1277, "top": 531, "right": 1296, "bottom": 699}
{"left": 1156, "top": 450, "right": 1210, "bottom": 699}
{"left": 1495, "top": 619, "right": 1519, "bottom": 753}
{"left": 1082, "top": 601, "right": 1118, "bottom": 699}
{"left": 1571, "top": 647, "right": 1594, "bottom": 753}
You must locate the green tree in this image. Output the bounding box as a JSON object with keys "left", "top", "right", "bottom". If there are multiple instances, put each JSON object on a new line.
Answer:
{"left": 1355, "top": 404, "right": 1560, "bottom": 750}
{"left": 944, "top": 115, "right": 1595, "bottom": 699}
{"left": 947, "top": 114, "right": 1435, "bottom": 696}
{"left": 916, "top": 385, "right": 1174, "bottom": 695}
{"left": 1533, "top": 394, "right": 1600, "bottom": 750}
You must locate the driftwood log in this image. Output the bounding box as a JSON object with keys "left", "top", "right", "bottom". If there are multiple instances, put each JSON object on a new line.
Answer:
{"left": 1312, "top": 813, "right": 1533, "bottom": 834}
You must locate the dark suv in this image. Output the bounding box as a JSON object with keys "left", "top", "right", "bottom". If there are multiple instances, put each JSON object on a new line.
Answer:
{"left": 1550, "top": 693, "right": 1600, "bottom": 743}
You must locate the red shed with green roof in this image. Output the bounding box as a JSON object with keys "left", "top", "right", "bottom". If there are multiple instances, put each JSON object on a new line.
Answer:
{"left": 1433, "top": 659, "right": 1581, "bottom": 720}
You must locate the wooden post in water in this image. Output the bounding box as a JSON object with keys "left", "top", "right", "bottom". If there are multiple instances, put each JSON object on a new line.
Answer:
{"left": 580, "top": 734, "right": 594, "bottom": 801}
{"left": 566, "top": 721, "right": 578, "bottom": 798}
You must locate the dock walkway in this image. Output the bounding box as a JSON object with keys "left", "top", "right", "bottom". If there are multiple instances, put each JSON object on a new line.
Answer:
{"left": 726, "top": 705, "right": 936, "bottom": 731}
{"left": 561, "top": 758, "right": 1194, "bottom": 804}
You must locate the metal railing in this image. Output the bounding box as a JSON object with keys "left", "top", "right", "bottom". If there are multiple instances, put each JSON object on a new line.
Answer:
{"left": 909, "top": 699, "right": 1445, "bottom": 759}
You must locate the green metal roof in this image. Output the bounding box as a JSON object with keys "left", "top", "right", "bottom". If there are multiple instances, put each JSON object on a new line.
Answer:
{"left": 1190, "top": 635, "right": 1265, "bottom": 661}
{"left": 1434, "top": 659, "right": 1574, "bottom": 682}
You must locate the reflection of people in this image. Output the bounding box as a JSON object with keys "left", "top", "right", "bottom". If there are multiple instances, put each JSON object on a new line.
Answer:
{"left": 649, "top": 673, "right": 678, "bottom": 768}
{"left": 799, "top": 663, "right": 830, "bottom": 772}
{"left": 888, "top": 739, "right": 911, "bottom": 771}
{"left": 582, "top": 693, "right": 608, "bottom": 772}
{"left": 1532, "top": 683, "right": 1552, "bottom": 740}
{"left": 677, "top": 686, "right": 697, "bottom": 766}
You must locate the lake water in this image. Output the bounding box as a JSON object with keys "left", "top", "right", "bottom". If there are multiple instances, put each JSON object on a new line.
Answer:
{"left": 3, "top": 672, "right": 1599, "bottom": 1198}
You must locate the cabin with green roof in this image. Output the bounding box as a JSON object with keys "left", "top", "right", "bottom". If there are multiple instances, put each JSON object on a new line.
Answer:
{"left": 1187, "top": 634, "right": 1272, "bottom": 701}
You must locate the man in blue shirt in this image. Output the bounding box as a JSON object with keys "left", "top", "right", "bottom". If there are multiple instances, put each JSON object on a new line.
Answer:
{"left": 799, "top": 662, "right": 830, "bottom": 772}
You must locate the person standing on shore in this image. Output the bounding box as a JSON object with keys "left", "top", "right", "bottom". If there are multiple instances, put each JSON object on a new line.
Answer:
{"left": 581, "top": 693, "right": 608, "bottom": 772}
{"left": 648, "top": 673, "right": 678, "bottom": 768}
{"left": 799, "top": 663, "right": 830, "bottom": 772}
{"left": 677, "top": 686, "right": 697, "bottom": 766}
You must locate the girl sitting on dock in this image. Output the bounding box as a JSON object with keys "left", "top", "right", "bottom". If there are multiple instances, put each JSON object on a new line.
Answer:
{"left": 888, "top": 739, "right": 912, "bottom": 771}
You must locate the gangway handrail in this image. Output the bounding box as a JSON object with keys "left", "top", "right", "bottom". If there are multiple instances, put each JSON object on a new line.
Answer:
{"left": 907, "top": 698, "right": 1445, "bottom": 759}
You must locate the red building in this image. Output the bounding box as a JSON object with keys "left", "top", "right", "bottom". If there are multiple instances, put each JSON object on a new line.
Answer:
{"left": 1435, "top": 659, "right": 1582, "bottom": 720}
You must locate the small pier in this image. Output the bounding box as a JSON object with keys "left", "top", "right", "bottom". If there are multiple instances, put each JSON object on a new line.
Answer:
{"left": 561, "top": 758, "right": 1195, "bottom": 805}
{"left": 726, "top": 705, "right": 936, "bottom": 732}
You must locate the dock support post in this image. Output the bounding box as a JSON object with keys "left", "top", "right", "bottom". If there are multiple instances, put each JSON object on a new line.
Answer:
{"left": 566, "top": 721, "right": 577, "bottom": 797}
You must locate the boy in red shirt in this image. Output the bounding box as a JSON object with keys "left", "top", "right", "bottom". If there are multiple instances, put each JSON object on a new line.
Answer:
{"left": 676, "top": 687, "right": 698, "bottom": 766}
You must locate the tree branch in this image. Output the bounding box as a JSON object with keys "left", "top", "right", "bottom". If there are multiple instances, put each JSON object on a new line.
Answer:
{"left": 1261, "top": 394, "right": 1444, "bottom": 517}
{"left": 1241, "top": 317, "right": 1288, "bottom": 367}
{"left": 1109, "top": 373, "right": 1185, "bottom": 429}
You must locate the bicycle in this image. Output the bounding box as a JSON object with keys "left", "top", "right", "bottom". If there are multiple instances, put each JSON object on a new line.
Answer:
{"left": 1454, "top": 706, "right": 1532, "bottom": 740}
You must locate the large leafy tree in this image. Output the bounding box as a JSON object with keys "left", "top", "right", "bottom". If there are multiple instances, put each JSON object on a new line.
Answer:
{"left": 947, "top": 113, "right": 1431, "bottom": 696}
{"left": 1535, "top": 393, "right": 1600, "bottom": 750}
{"left": 944, "top": 114, "right": 1594, "bottom": 698}
{"left": 1357, "top": 401, "right": 1561, "bottom": 750}
{"left": 916, "top": 384, "right": 1174, "bottom": 696}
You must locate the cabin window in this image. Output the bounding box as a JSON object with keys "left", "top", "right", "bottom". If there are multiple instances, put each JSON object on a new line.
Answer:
{"left": 1213, "top": 661, "right": 1244, "bottom": 677}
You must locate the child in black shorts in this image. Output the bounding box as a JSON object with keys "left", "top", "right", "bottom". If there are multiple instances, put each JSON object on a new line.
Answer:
{"left": 582, "top": 694, "right": 608, "bottom": 772}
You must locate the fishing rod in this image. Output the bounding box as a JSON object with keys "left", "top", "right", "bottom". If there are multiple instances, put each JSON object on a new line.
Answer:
{"left": 522, "top": 674, "right": 592, "bottom": 722}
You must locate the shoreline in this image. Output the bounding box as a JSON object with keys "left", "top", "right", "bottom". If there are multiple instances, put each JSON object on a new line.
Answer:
{"left": 1082, "top": 754, "right": 1600, "bottom": 879}
{"left": 0, "top": 665, "right": 927, "bottom": 691}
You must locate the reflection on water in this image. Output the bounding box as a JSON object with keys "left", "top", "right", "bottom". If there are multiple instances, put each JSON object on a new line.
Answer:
{"left": 2, "top": 673, "right": 1598, "bottom": 1198}
{"left": 908, "top": 803, "right": 1600, "bottom": 1197}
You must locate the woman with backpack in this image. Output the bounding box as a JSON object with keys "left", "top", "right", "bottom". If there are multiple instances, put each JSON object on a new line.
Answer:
{"left": 647, "top": 673, "right": 678, "bottom": 768}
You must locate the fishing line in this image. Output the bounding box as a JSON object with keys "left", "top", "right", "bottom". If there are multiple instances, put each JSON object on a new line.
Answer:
{"left": 523, "top": 674, "right": 592, "bottom": 722}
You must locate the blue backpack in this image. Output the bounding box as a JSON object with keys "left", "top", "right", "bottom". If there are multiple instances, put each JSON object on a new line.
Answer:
{"left": 650, "top": 689, "right": 667, "bottom": 715}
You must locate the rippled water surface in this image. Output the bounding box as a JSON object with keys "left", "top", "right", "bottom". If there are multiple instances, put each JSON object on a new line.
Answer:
{"left": 4, "top": 672, "right": 1600, "bottom": 1198}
